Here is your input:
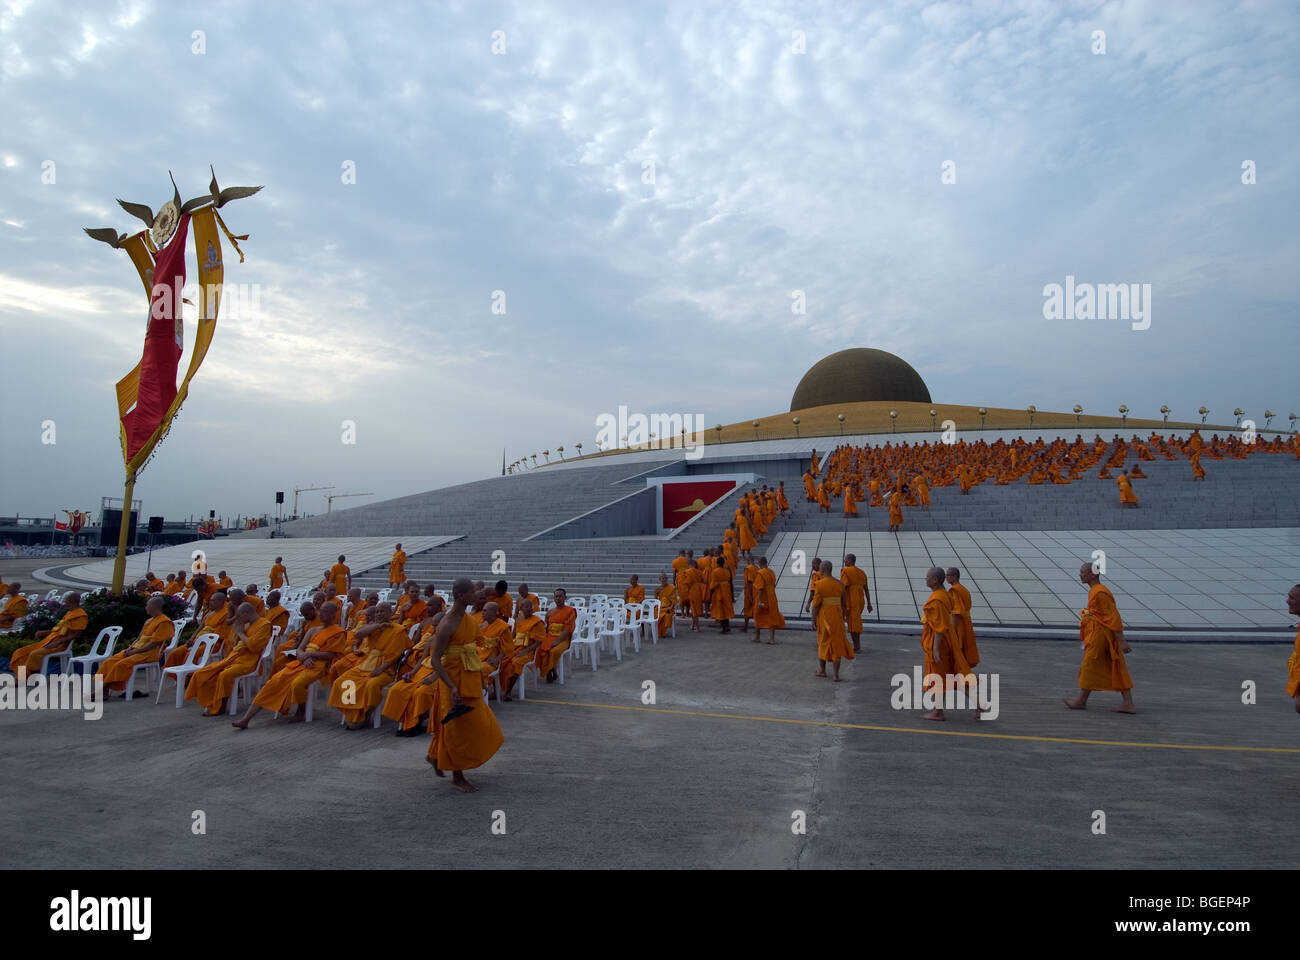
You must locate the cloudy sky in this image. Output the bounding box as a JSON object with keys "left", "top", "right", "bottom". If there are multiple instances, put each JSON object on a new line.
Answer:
{"left": 1, "top": 0, "right": 1296, "bottom": 523}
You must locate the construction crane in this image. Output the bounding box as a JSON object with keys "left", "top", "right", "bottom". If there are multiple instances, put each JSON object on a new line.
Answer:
{"left": 326, "top": 491, "right": 373, "bottom": 514}
{"left": 292, "top": 485, "right": 334, "bottom": 518}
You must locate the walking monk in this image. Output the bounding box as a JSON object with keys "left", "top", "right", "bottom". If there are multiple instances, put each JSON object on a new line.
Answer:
{"left": 97, "top": 596, "right": 174, "bottom": 698}
{"left": 841, "top": 555, "right": 872, "bottom": 653}
{"left": 188, "top": 603, "right": 274, "bottom": 716}
{"left": 945, "top": 568, "right": 980, "bottom": 674}
{"left": 1285, "top": 585, "right": 1300, "bottom": 713}
{"left": 811, "top": 561, "right": 854, "bottom": 680}
{"left": 709, "top": 561, "right": 734, "bottom": 633}
{"left": 888, "top": 488, "right": 904, "bottom": 533}
{"left": 7, "top": 592, "right": 87, "bottom": 678}
{"left": 1064, "top": 562, "right": 1136, "bottom": 714}
{"left": 0, "top": 583, "right": 29, "bottom": 630}
{"left": 329, "top": 555, "right": 351, "bottom": 596}
{"left": 329, "top": 602, "right": 410, "bottom": 729}
{"left": 752, "top": 557, "right": 784, "bottom": 644}
{"left": 268, "top": 557, "right": 287, "bottom": 590}
{"left": 424, "top": 577, "right": 505, "bottom": 793}
{"left": 388, "top": 544, "right": 406, "bottom": 589}
{"left": 232, "top": 600, "right": 348, "bottom": 727}
{"left": 1117, "top": 471, "right": 1139, "bottom": 508}
{"left": 919, "top": 568, "right": 962, "bottom": 721}
{"left": 682, "top": 563, "right": 703, "bottom": 632}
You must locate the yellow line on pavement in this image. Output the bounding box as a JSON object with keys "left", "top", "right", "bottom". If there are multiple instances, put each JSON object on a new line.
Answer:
{"left": 527, "top": 698, "right": 1300, "bottom": 754}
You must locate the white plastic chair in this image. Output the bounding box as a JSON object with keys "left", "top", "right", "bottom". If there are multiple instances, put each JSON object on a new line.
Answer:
{"left": 68, "top": 626, "right": 124, "bottom": 676}
{"left": 157, "top": 633, "right": 219, "bottom": 707}
{"left": 597, "top": 607, "right": 625, "bottom": 662}
{"left": 569, "top": 611, "right": 601, "bottom": 671}
{"left": 641, "top": 599, "right": 661, "bottom": 643}
{"left": 227, "top": 625, "right": 281, "bottom": 715}
{"left": 622, "top": 604, "right": 643, "bottom": 654}
{"left": 124, "top": 618, "right": 189, "bottom": 700}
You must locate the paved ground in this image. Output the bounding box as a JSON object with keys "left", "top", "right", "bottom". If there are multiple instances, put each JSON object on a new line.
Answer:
{"left": 3, "top": 624, "right": 1297, "bottom": 869}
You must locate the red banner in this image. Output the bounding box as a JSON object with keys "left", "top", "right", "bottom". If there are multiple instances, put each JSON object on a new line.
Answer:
{"left": 661, "top": 480, "right": 736, "bottom": 529}
{"left": 121, "top": 215, "right": 189, "bottom": 464}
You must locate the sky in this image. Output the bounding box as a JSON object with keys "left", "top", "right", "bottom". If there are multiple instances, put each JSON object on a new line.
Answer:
{"left": 1, "top": 0, "right": 1296, "bottom": 523}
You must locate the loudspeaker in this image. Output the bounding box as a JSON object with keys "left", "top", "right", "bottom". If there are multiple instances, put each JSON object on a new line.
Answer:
{"left": 99, "top": 508, "right": 139, "bottom": 548}
{"left": 148, "top": 515, "right": 164, "bottom": 534}
{"left": 209, "top": 510, "right": 216, "bottom": 519}
{"left": 275, "top": 491, "right": 285, "bottom": 504}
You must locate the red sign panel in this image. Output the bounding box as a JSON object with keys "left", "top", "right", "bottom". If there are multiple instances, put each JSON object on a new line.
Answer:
{"left": 661, "top": 480, "right": 737, "bottom": 529}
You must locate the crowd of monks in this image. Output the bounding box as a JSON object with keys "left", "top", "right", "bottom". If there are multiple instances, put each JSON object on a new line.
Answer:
{"left": 4, "top": 428, "right": 1299, "bottom": 792}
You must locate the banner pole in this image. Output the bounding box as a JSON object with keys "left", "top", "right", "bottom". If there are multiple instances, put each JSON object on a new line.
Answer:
{"left": 110, "top": 472, "right": 137, "bottom": 594}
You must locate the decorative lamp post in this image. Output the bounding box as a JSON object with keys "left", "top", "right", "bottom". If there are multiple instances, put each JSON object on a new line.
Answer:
{"left": 977, "top": 407, "right": 987, "bottom": 430}
{"left": 837, "top": 413, "right": 845, "bottom": 435}
{"left": 557, "top": 445, "right": 565, "bottom": 460}
{"left": 889, "top": 410, "right": 898, "bottom": 432}
{"left": 715, "top": 424, "right": 723, "bottom": 444}
{"left": 752, "top": 419, "right": 761, "bottom": 441}
{"left": 530, "top": 454, "right": 538, "bottom": 466}
{"left": 1264, "top": 410, "right": 1275, "bottom": 429}
{"left": 929, "top": 409, "right": 937, "bottom": 430}
{"left": 1233, "top": 408, "right": 1244, "bottom": 427}
{"left": 1118, "top": 404, "right": 1128, "bottom": 426}
{"left": 1027, "top": 404, "right": 1036, "bottom": 427}
{"left": 1198, "top": 406, "right": 1209, "bottom": 424}
{"left": 792, "top": 416, "right": 800, "bottom": 438}
{"left": 542, "top": 449, "right": 550, "bottom": 463}
{"left": 575, "top": 442, "right": 583, "bottom": 455}
{"left": 1290, "top": 413, "right": 1297, "bottom": 434}
{"left": 1160, "top": 405, "right": 1170, "bottom": 423}
{"left": 1073, "top": 404, "right": 1083, "bottom": 425}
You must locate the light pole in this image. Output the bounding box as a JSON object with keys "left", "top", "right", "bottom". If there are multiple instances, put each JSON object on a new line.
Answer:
{"left": 837, "top": 413, "right": 845, "bottom": 435}
{"left": 753, "top": 419, "right": 760, "bottom": 441}
{"left": 1290, "top": 413, "right": 1297, "bottom": 434}
{"left": 977, "top": 407, "right": 987, "bottom": 430}
{"left": 889, "top": 410, "right": 898, "bottom": 432}
{"left": 1073, "top": 404, "right": 1083, "bottom": 425}
{"left": 1198, "top": 406, "right": 1209, "bottom": 425}
{"left": 1264, "top": 411, "right": 1275, "bottom": 430}
{"left": 929, "top": 409, "right": 937, "bottom": 430}
{"left": 1233, "top": 408, "right": 1244, "bottom": 427}
{"left": 715, "top": 424, "right": 723, "bottom": 445}
{"left": 575, "top": 442, "right": 583, "bottom": 456}
{"left": 792, "top": 417, "right": 800, "bottom": 438}
{"left": 1160, "top": 405, "right": 1170, "bottom": 423}
{"left": 1118, "top": 404, "right": 1128, "bottom": 426}
{"left": 557, "top": 445, "right": 565, "bottom": 460}
{"left": 1027, "top": 405, "right": 1036, "bottom": 427}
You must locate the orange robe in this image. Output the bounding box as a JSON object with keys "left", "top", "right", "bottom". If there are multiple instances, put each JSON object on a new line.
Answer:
{"left": 534, "top": 606, "right": 577, "bottom": 674}
{"left": 99, "top": 614, "right": 175, "bottom": 692}
{"left": 888, "top": 491, "right": 904, "bottom": 527}
{"left": 672, "top": 557, "right": 689, "bottom": 604}
{"left": 0, "top": 594, "right": 29, "bottom": 630}
{"left": 268, "top": 563, "right": 286, "bottom": 589}
{"left": 1117, "top": 475, "right": 1138, "bottom": 504}
{"left": 186, "top": 617, "right": 273, "bottom": 712}
{"left": 655, "top": 585, "right": 676, "bottom": 635}
{"left": 329, "top": 622, "right": 411, "bottom": 724}
{"left": 741, "top": 563, "right": 757, "bottom": 618}
{"left": 840, "top": 565, "right": 868, "bottom": 633}
{"left": 947, "top": 582, "right": 979, "bottom": 669}
{"left": 425, "top": 613, "right": 505, "bottom": 773}
{"left": 843, "top": 485, "right": 858, "bottom": 517}
{"left": 163, "top": 581, "right": 184, "bottom": 596}
{"left": 167, "top": 608, "right": 231, "bottom": 668}
{"left": 921, "top": 587, "right": 971, "bottom": 681}
{"left": 812, "top": 578, "right": 853, "bottom": 663}
{"left": 682, "top": 567, "right": 704, "bottom": 617}
{"left": 253, "top": 623, "right": 348, "bottom": 713}
{"left": 738, "top": 516, "right": 757, "bottom": 551}
{"left": 1285, "top": 624, "right": 1300, "bottom": 698}
{"left": 8, "top": 607, "right": 89, "bottom": 675}
{"left": 624, "top": 585, "right": 645, "bottom": 619}
{"left": 329, "top": 563, "right": 350, "bottom": 596}
{"left": 476, "top": 618, "right": 512, "bottom": 682}
{"left": 388, "top": 551, "right": 406, "bottom": 584}
{"left": 709, "top": 566, "right": 734, "bottom": 621}
{"left": 397, "top": 598, "right": 428, "bottom": 628}
{"left": 1078, "top": 583, "right": 1132, "bottom": 691}
{"left": 777, "top": 487, "right": 789, "bottom": 512}
{"left": 490, "top": 592, "right": 513, "bottom": 621}
{"left": 381, "top": 633, "right": 438, "bottom": 731}
{"left": 500, "top": 614, "right": 546, "bottom": 692}
{"left": 753, "top": 567, "right": 785, "bottom": 630}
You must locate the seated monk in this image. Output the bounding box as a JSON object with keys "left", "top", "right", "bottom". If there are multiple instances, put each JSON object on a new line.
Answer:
{"left": 1098, "top": 466, "right": 1112, "bottom": 479}
{"left": 381, "top": 603, "right": 448, "bottom": 735}
{"left": 329, "top": 591, "right": 383, "bottom": 684}
{"left": 187, "top": 603, "right": 275, "bottom": 716}
{"left": 1129, "top": 464, "right": 1146, "bottom": 478}
{"left": 0, "top": 582, "right": 29, "bottom": 630}
{"left": 167, "top": 592, "right": 231, "bottom": 668}
{"left": 271, "top": 599, "right": 322, "bottom": 674}
{"left": 489, "top": 580, "right": 513, "bottom": 621}
{"left": 624, "top": 574, "right": 645, "bottom": 619}
{"left": 233, "top": 600, "right": 348, "bottom": 727}
{"left": 162, "top": 574, "right": 182, "bottom": 596}
{"left": 96, "top": 596, "right": 175, "bottom": 698}
{"left": 243, "top": 584, "right": 266, "bottom": 615}
{"left": 501, "top": 598, "right": 546, "bottom": 700}
{"left": 476, "top": 601, "right": 511, "bottom": 687}
{"left": 145, "top": 572, "right": 165, "bottom": 592}
{"left": 261, "top": 590, "right": 290, "bottom": 640}
{"left": 534, "top": 589, "right": 577, "bottom": 683}
{"left": 329, "top": 602, "right": 411, "bottom": 729}
{"left": 7, "top": 592, "right": 88, "bottom": 678}
{"left": 396, "top": 583, "right": 428, "bottom": 627}
{"left": 655, "top": 573, "right": 676, "bottom": 637}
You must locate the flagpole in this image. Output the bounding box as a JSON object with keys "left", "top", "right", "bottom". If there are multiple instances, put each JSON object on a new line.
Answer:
{"left": 110, "top": 472, "right": 136, "bottom": 594}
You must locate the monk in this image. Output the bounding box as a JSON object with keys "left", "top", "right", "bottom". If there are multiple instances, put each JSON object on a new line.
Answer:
{"left": 1191, "top": 451, "right": 1206, "bottom": 480}
{"left": 233, "top": 600, "right": 348, "bottom": 727}
{"left": 803, "top": 471, "right": 817, "bottom": 502}
{"left": 262, "top": 590, "right": 290, "bottom": 639}
{"left": 1129, "top": 464, "right": 1146, "bottom": 478}
{"left": 945, "top": 568, "right": 981, "bottom": 675}
{"left": 709, "top": 560, "right": 734, "bottom": 633}
{"left": 515, "top": 583, "right": 540, "bottom": 617}
{"left": 388, "top": 544, "right": 407, "bottom": 589}
{"left": 672, "top": 552, "right": 690, "bottom": 614}
{"left": 752, "top": 557, "right": 784, "bottom": 644}
{"left": 624, "top": 575, "right": 645, "bottom": 618}
{"left": 163, "top": 574, "right": 184, "bottom": 596}
{"left": 422, "top": 578, "right": 505, "bottom": 792}
{"left": 475, "top": 602, "right": 512, "bottom": 688}
{"left": 1285, "top": 585, "right": 1300, "bottom": 713}
{"left": 166, "top": 592, "right": 230, "bottom": 668}
{"left": 803, "top": 557, "right": 823, "bottom": 614}
{"left": 0, "top": 582, "right": 29, "bottom": 630}
{"left": 919, "top": 567, "right": 974, "bottom": 721}
{"left": 188, "top": 603, "right": 274, "bottom": 715}
{"left": 841, "top": 554, "right": 872, "bottom": 653}
{"left": 96, "top": 596, "right": 175, "bottom": 698}
{"left": 816, "top": 480, "right": 830, "bottom": 513}
{"left": 268, "top": 557, "right": 287, "bottom": 590}
{"left": 535, "top": 589, "right": 577, "bottom": 682}
{"left": 843, "top": 483, "right": 858, "bottom": 517}
{"left": 810, "top": 448, "right": 820, "bottom": 476}
{"left": 655, "top": 573, "right": 676, "bottom": 637}
{"left": 888, "top": 488, "right": 904, "bottom": 533}
{"left": 776, "top": 481, "right": 789, "bottom": 513}
{"left": 740, "top": 558, "right": 757, "bottom": 633}
{"left": 216, "top": 571, "right": 234, "bottom": 592}
{"left": 381, "top": 605, "right": 447, "bottom": 735}
{"left": 682, "top": 563, "right": 703, "bottom": 631}
{"left": 396, "top": 583, "right": 428, "bottom": 627}
{"left": 915, "top": 474, "right": 930, "bottom": 511}
{"left": 145, "top": 571, "right": 165, "bottom": 592}
{"left": 1117, "top": 471, "right": 1139, "bottom": 507}
{"left": 329, "top": 555, "right": 351, "bottom": 596}
{"left": 490, "top": 580, "right": 513, "bottom": 621}
{"left": 1064, "top": 563, "right": 1136, "bottom": 713}
{"left": 811, "top": 561, "right": 853, "bottom": 680}
{"left": 183, "top": 575, "right": 212, "bottom": 617}
{"left": 243, "top": 584, "right": 266, "bottom": 615}
{"left": 500, "top": 598, "right": 546, "bottom": 701}
{"left": 7, "top": 592, "right": 87, "bottom": 678}
{"left": 329, "top": 602, "right": 410, "bottom": 729}
{"left": 271, "top": 600, "right": 318, "bottom": 674}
